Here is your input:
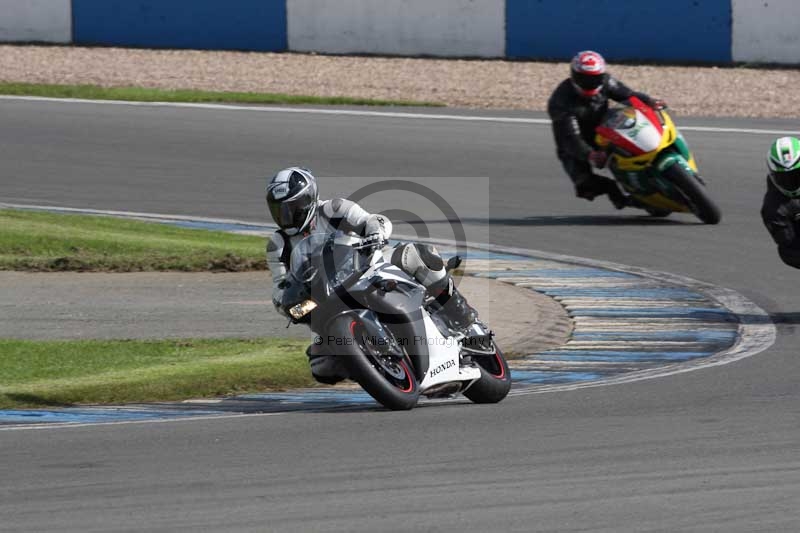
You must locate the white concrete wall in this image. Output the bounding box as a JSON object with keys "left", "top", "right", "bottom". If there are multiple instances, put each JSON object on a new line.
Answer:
{"left": 287, "top": 0, "right": 505, "bottom": 58}
{"left": 0, "top": 0, "right": 71, "bottom": 43}
{"left": 732, "top": 0, "right": 800, "bottom": 64}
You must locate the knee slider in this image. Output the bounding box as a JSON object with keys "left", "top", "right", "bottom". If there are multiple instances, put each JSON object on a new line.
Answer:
{"left": 416, "top": 244, "right": 444, "bottom": 271}
{"left": 390, "top": 243, "right": 413, "bottom": 271}
{"left": 392, "top": 243, "right": 444, "bottom": 273}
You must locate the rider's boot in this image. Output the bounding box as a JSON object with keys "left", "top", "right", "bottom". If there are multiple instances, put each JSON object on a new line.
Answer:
{"left": 429, "top": 275, "right": 477, "bottom": 332}
{"left": 602, "top": 179, "right": 629, "bottom": 210}
{"left": 576, "top": 176, "right": 628, "bottom": 210}
{"left": 306, "top": 343, "right": 347, "bottom": 385}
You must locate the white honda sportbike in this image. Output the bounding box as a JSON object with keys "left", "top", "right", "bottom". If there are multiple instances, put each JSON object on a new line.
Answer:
{"left": 279, "top": 233, "right": 511, "bottom": 410}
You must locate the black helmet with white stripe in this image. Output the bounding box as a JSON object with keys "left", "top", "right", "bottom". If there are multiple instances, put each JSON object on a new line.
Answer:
{"left": 266, "top": 167, "right": 319, "bottom": 236}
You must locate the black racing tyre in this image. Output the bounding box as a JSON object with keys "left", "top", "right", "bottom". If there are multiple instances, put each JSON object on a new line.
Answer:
{"left": 328, "top": 315, "right": 420, "bottom": 411}
{"left": 462, "top": 345, "right": 511, "bottom": 404}
{"left": 664, "top": 164, "right": 722, "bottom": 224}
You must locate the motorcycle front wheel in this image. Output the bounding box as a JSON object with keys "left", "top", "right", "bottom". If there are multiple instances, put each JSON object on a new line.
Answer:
{"left": 328, "top": 315, "right": 420, "bottom": 410}
{"left": 664, "top": 165, "right": 722, "bottom": 224}
{"left": 462, "top": 344, "right": 511, "bottom": 404}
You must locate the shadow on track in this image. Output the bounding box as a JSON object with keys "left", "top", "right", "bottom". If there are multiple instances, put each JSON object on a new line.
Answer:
{"left": 716, "top": 311, "right": 797, "bottom": 333}
{"left": 765, "top": 312, "right": 800, "bottom": 332}
{"left": 396, "top": 215, "right": 701, "bottom": 227}
{"left": 143, "top": 394, "right": 471, "bottom": 415}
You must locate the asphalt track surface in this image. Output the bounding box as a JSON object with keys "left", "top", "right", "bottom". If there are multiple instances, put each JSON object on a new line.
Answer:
{"left": 1, "top": 99, "right": 799, "bottom": 531}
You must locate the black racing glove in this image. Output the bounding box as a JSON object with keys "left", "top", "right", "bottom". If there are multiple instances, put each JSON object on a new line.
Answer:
{"left": 588, "top": 150, "right": 608, "bottom": 169}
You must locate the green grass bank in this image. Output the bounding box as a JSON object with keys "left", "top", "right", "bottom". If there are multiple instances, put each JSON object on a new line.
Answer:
{"left": 0, "top": 82, "right": 443, "bottom": 107}
{"left": 0, "top": 208, "right": 315, "bottom": 409}
{"left": 0, "top": 208, "right": 267, "bottom": 272}
{"left": 0, "top": 338, "right": 311, "bottom": 409}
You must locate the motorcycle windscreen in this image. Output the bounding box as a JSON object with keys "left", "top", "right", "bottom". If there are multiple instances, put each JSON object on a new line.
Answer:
{"left": 290, "top": 233, "right": 359, "bottom": 286}
{"left": 599, "top": 108, "right": 662, "bottom": 156}
{"left": 604, "top": 108, "right": 636, "bottom": 130}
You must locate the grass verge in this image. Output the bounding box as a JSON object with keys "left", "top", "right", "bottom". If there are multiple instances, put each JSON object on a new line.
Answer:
{"left": 0, "top": 338, "right": 312, "bottom": 409}
{"left": 0, "top": 208, "right": 267, "bottom": 272}
{"left": 0, "top": 82, "right": 444, "bottom": 107}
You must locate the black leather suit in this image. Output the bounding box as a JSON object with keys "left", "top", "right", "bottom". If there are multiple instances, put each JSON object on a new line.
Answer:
{"left": 761, "top": 178, "right": 800, "bottom": 268}
{"left": 547, "top": 76, "right": 657, "bottom": 204}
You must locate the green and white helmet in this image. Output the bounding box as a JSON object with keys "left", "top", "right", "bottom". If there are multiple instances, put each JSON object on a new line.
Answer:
{"left": 767, "top": 136, "right": 800, "bottom": 197}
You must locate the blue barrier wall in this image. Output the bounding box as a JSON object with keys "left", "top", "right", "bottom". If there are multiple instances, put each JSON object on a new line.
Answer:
{"left": 72, "top": 0, "right": 287, "bottom": 51}
{"left": 506, "top": 0, "right": 732, "bottom": 63}
{"left": 14, "top": 0, "right": 789, "bottom": 64}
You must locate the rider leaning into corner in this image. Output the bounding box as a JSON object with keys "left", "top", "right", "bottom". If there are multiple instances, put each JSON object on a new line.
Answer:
{"left": 548, "top": 50, "right": 666, "bottom": 209}
{"left": 762, "top": 136, "right": 800, "bottom": 269}
{"left": 265, "top": 167, "right": 478, "bottom": 384}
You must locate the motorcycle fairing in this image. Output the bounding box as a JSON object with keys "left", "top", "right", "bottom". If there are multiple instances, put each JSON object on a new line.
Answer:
{"left": 597, "top": 97, "right": 674, "bottom": 171}
{"left": 596, "top": 96, "right": 702, "bottom": 212}
{"left": 348, "top": 264, "right": 426, "bottom": 317}
{"left": 612, "top": 151, "right": 695, "bottom": 213}
{"left": 597, "top": 112, "right": 662, "bottom": 158}
{"left": 418, "top": 313, "right": 481, "bottom": 392}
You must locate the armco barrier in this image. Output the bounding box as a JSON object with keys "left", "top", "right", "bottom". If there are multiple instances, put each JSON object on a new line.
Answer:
{"left": 0, "top": 0, "right": 71, "bottom": 43}
{"left": 71, "top": 0, "right": 287, "bottom": 51}
{"left": 505, "top": 0, "right": 732, "bottom": 62}
{"left": 287, "top": 0, "right": 504, "bottom": 58}
{"left": 1, "top": 1, "right": 798, "bottom": 65}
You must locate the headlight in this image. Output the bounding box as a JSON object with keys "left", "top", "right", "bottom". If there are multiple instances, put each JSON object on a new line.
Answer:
{"left": 289, "top": 300, "right": 318, "bottom": 319}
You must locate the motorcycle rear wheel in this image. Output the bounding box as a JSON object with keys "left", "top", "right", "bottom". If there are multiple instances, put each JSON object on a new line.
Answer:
{"left": 462, "top": 344, "right": 511, "bottom": 404}
{"left": 329, "top": 315, "right": 420, "bottom": 410}
{"left": 664, "top": 165, "right": 721, "bottom": 224}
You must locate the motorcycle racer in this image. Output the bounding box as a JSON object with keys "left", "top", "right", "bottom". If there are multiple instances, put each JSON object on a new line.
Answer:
{"left": 547, "top": 50, "right": 666, "bottom": 209}
{"left": 762, "top": 137, "right": 800, "bottom": 268}
{"left": 265, "top": 167, "right": 477, "bottom": 384}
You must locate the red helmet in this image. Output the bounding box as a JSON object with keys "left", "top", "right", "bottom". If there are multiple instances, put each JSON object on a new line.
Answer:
{"left": 570, "top": 50, "right": 606, "bottom": 97}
